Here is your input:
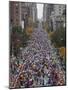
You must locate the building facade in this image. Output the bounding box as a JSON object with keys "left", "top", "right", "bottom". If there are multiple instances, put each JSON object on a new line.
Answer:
{"left": 43, "top": 4, "right": 54, "bottom": 23}
{"left": 9, "top": 1, "right": 37, "bottom": 29}
{"left": 43, "top": 4, "right": 66, "bottom": 31}
{"left": 9, "top": 2, "right": 21, "bottom": 27}
{"left": 50, "top": 4, "right": 66, "bottom": 31}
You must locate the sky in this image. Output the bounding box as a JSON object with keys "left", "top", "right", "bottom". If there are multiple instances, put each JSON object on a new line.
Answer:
{"left": 37, "top": 4, "right": 43, "bottom": 20}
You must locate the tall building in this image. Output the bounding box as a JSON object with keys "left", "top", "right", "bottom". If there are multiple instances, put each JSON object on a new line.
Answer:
{"left": 43, "top": 4, "right": 47, "bottom": 22}
{"left": 9, "top": 1, "right": 37, "bottom": 29}
{"left": 54, "top": 4, "right": 65, "bottom": 16}
{"left": 43, "top": 4, "right": 54, "bottom": 22}
{"left": 20, "top": 2, "right": 30, "bottom": 29}
{"left": 43, "top": 4, "right": 66, "bottom": 31}
{"left": 32, "top": 3, "right": 37, "bottom": 23}
{"left": 9, "top": 2, "right": 21, "bottom": 27}
{"left": 43, "top": 4, "right": 54, "bottom": 30}
{"left": 50, "top": 4, "right": 66, "bottom": 31}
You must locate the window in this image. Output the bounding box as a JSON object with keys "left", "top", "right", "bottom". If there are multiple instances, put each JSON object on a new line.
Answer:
{"left": 59, "top": 8, "right": 61, "bottom": 11}
{"left": 15, "top": 3, "right": 18, "bottom": 7}
{"left": 16, "top": 10, "right": 18, "bottom": 14}
{"left": 11, "top": 19, "right": 13, "bottom": 23}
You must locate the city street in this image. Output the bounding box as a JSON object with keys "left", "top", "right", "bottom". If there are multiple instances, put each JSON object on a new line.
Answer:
{"left": 10, "top": 21, "right": 65, "bottom": 88}
{"left": 9, "top": 2, "right": 66, "bottom": 88}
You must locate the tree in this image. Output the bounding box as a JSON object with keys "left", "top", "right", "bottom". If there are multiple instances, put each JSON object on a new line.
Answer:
{"left": 50, "top": 26, "right": 66, "bottom": 48}
{"left": 10, "top": 26, "right": 29, "bottom": 57}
